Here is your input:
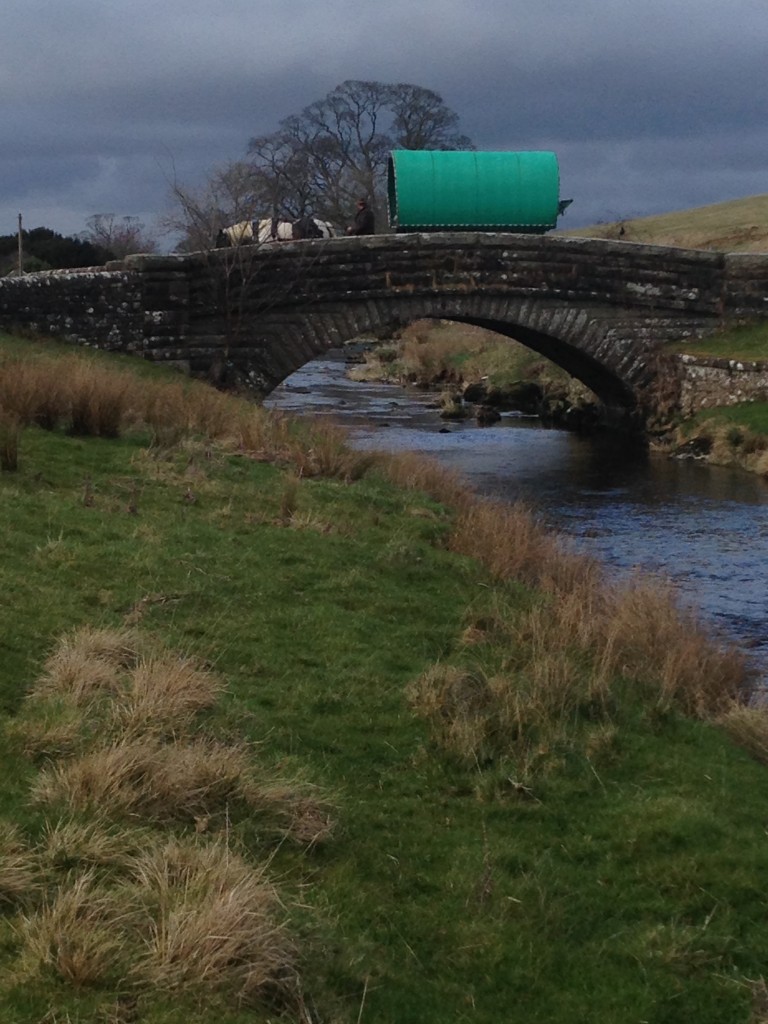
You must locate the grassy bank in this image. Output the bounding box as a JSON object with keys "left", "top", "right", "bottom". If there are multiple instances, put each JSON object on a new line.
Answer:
{"left": 664, "top": 320, "right": 768, "bottom": 363}
{"left": 560, "top": 193, "right": 768, "bottom": 253}
{"left": 348, "top": 319, "right": 553, "bottom": 392}
{"left": 3, "top": 335, "right": 768, "bottom": 1022}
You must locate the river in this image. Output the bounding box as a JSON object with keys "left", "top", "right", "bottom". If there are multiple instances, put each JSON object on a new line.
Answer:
{"left": 265, "top": 350, "right": 768, "bottom": 680}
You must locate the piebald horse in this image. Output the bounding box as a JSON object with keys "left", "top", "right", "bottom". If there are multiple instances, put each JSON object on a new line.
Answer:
{"left": 215, "top": 217, "right": 335, "bottom": 247}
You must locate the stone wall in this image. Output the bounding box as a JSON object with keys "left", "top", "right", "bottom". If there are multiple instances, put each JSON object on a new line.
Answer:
{"left": 0, "top": 266, "right": 144, "bottom": 351}
{"left": 678, "top": 354, "right": 768, "bottom": 415}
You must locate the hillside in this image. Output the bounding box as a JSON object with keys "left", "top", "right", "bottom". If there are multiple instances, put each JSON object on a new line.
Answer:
{"left": 560, "top": 193, "right": 768, "bottom": 252}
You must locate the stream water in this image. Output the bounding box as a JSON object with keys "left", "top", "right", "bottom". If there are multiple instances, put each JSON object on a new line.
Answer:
{"left": 265, "top": 350, "right": 768, "bottom": 680}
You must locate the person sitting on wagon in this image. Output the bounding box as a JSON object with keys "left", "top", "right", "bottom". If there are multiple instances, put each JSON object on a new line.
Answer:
{"left": 346, "top": 197, "right": 375, "bottom": 235}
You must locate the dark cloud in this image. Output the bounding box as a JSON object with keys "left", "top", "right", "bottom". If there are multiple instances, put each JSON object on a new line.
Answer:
{"left": 2, "top": 0, "right": 766, "bottom": 237}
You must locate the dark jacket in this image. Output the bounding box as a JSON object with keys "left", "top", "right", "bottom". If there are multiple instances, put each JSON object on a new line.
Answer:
{"left": 348, "top": 205, "right": 375, "bottom": 236}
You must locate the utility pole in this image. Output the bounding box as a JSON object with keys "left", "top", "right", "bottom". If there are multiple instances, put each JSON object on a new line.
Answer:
{"left": 17, "top": 213, "right": 24, "bottom": 276}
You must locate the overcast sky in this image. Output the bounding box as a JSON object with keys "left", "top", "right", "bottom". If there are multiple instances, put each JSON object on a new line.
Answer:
{"left": 2, "top": 0, "right": 766, "bottom": 243}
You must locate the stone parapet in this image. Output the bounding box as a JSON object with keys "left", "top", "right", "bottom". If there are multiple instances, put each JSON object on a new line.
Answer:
{"left": 0, "top": 267, "right": 144, "bottom": 350}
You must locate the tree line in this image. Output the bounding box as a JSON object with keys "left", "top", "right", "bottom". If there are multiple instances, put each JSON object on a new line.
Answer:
{"left": 1, "top": 217, "right": 158, "bottom": 275}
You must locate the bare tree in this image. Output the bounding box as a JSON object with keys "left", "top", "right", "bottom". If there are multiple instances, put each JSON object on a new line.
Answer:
{"left": 247, "top": 80, "right": 473, "bottom": 230}
{"left": 162, "top": 160, "right": 269, "bottom": 253}
{"left": 158, "top": 80, "right": 472, "bottom": 386}
{"left": 163, "top": 162, "right": 329, "bottom": 392}
{"left": 166, "top": 80, "right": 472, "bottom": 249}
{"left": 81, "top": 214, "right": 159, "bottom": 259}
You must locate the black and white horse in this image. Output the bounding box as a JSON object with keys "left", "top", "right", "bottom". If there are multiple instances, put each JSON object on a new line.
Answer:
{"left": 215, "top": 217, "right": 335, "bottom": 247}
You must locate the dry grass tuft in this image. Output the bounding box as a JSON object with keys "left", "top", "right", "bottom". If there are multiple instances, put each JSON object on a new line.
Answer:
{"left": 449, "top": 499, "right": 744, "bottom": 719}
{"left": 20, "top": 630, "right": 225, "bottom": 753}
{"left": 14, "top": 835, "right": 298, "bottom": 1007}
{"left": 236, "top": 407, "right": 294, "bottom": 462}
{"left": 596, "top": 578, "right": 745, "bottom": 717}
{"left": 41, "top": 819, "right": 157, "bottom": 872}
{"left": 33, "top": 649, "right": 123, "bottom": 706}
{"left": 111, "top": 656, "right": 224, "bottom": 736}
{"left": 9, "top": 694, "right": 90, "bottom": 760}
{"left": 450, "top": 497, "right": 601, "bottom": 593}
{"left": 718, "top": 704, "right": 768, "bottom": 764}
{"left": 18, "top": 627, "right": 334, "bottom": 848}
{"left": 53, "top": 625, "right": 145, "bottom": 668}
{"left": 18, "top": 871, "right": 131, "bottom": 986}
{"left": 31, "top": 738, "right": 252, "bottom": 823}
{"left": 127, "top": 838, "right": 297, "bottom": 1004}
{"left": 411, "top": 497, "right": 748, "bottom": 772}
{"left": 287, "top": 418, "right": 379, "bottom": 481}
{"left": 0, "top": 822, "right": 41, "bottom": 905}
{"left": 6, "top": 624, "right": 327, "bottom": 1010}
{"left": 408, "top": 665, "right": 496, "bottom": 763}
{"left": 278, "top": 471, "right": 301, "bottom": 524}
{"left": 377, "top": 450, "right": 471, "bottom": 508}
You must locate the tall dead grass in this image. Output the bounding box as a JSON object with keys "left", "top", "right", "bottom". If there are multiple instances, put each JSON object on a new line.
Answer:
{"left": 410, "top": 491, "right": 749, "bottom": 774}
{"left": 718, "top": 704, "right": 768, "bottom": 764}
{"left": 0, "top": 344, "right": 385, "bottom": 485}
{"left": 448, "top": 498, "right": 745, "bottom": 715}
{"left": 285, "top": 417, "right": 379, "bottom": 481}
{"left": 376, "top": 450, "right": 472, "bottom": 509}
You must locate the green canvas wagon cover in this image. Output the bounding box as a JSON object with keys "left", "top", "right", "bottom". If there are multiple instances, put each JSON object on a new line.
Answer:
{"left": 387, "top": 150, "right": 562, "bottom": 233}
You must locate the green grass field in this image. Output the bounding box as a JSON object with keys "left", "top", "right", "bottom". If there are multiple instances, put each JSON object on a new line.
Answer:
{"left": 3, "top": 335, "right": 768, "bottom": 1021}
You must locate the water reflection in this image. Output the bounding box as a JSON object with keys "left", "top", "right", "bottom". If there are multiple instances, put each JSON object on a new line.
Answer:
{"left": 266, "top": 352, "right": 768, "bottom": 672}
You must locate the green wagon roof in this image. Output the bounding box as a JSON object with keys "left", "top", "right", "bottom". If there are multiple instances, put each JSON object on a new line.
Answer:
{"left": 387, "top": 150, "right": 561, "bottom": 233}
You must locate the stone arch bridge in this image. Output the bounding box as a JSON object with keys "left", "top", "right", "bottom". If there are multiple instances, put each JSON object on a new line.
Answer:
{"left": 2, "top": 234, "right": 767, "bottom": 426}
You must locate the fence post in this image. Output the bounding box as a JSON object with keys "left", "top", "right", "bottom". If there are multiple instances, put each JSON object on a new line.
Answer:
{"left": 17, "top": 213, "right": 23, "bottom": 276}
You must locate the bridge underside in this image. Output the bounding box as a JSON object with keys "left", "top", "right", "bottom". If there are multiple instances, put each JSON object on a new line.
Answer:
{"left": 209, "top": 294, "right": 713, "bottom": 423}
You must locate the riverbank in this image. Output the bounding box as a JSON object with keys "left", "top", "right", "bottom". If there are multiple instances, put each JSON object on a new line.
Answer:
{"left": 347, "top": 318, "right": 602, "bottom": 431}
{"left": 349, "top": 318, "right": 768, "bottom": 477}
{"left": 4, "top": 333, "right": 768, "bottom": 1022}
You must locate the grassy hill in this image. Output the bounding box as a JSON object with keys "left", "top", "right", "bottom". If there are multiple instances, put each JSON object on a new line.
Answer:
{"left": 560, "top": 194, "right": 768, "bottom": 253}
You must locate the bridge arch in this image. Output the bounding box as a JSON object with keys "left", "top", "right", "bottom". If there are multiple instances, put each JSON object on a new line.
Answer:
{"left": 229, "top": 294, "right": 642, "bottom": 414}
